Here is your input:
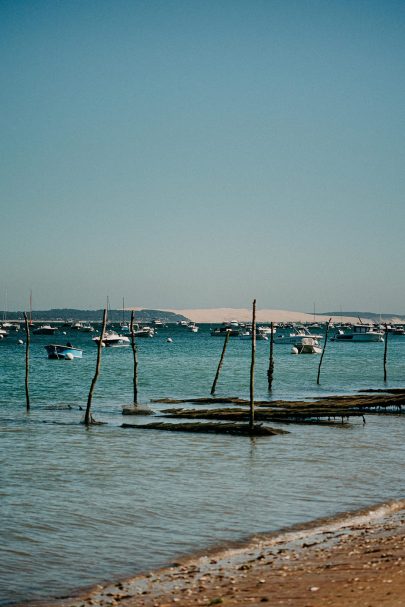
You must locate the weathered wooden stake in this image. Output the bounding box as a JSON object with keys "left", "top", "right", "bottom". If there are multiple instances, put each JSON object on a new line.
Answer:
{"left": 85, "top": 308, "right": 107, "bottom": 426}
{"left": 130, "top": 310, "right": 139, "bottom": 404}
{"left": 384, "top": 323, "right": 388, "bottom": 382}
{"left": 23, "top": 312, "right": 30, "bottom": 412}
{"left": 317, "top": 317, "right": 331, "bottom": 385}
{"left": 211, "top": 330, "right": 230, "bottom": 395}
{"left": 249, "top": 299, "right": 256, "bottom": 430}
{"left": 267, "top": 321, "right": 274, "bottom": 391}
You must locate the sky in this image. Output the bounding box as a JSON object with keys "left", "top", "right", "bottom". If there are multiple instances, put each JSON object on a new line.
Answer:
{"left": 1, "top": 0, "right": 404, "bottom": 313}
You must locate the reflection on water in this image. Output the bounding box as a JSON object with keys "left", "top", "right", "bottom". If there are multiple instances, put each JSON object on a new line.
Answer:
{"left": 1, "top": 325, "right": 405, "bottom": 604}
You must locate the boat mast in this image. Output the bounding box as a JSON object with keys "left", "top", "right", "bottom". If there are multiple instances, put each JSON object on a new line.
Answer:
{"left": 29, "top": 289, "right": 33, "bottom": 325}
{"left": 106, "top": 295, "right": 110, "bottom": 324}
{"left": 3, "top": 288, "right": 7, "bottom": 322}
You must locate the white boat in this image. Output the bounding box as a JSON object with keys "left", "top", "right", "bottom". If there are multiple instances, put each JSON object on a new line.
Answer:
{"left": 275, "top": 326, "right": 322, "bottom": 344}
{"left": 386, "top": 325, "right": 405, "bottom": 335}
{"left": 2, "top": 322, "right": 20, "bottom": 331}
{"left": 135, "top": 326, "right": 155, "bottom": 338}
{"left": 257, "top": 325, "right": 276, "bottom": 335}
{"left": 291, "top": 337, "right": 322, "bottom": 354}
{"left": 239, "top": 327, "right": 268, "bottom": 340}
{"left": 92, "top": 331, "right": 130, "bottom": 347}
{"left": 187, "top": 323, "right": 199, "bottom": 332}
{"left": 45, "top": 343, "right": 83, "bottom": 359}
{"left": 70, "top": 321, "right": 94, "bottom": 332}
{"left": 331, "top": 324, "right": 384, "bottom": 342}
{"left": 33, "top": 324, "right": 58, "bottom": 335}
{"left": 78, "top": 322, "right": 94, "bottom": 332}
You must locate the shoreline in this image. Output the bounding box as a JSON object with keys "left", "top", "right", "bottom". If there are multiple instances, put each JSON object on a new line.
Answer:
{"left": 27, "top": 499, "right": 405, "bottom": 607}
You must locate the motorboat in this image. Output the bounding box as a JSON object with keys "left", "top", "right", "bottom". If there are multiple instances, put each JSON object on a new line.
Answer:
{"left": 92, "top": 331, "right": 130, "bottom": 347}
{"left": 187, "top": 323, "right": 199, "bottom": 332}
{"left": 0, "top": 327, "right": 8, "bottom": 339}
{"left": 331, "top": 324, "right": 384, "bottom": 342}
{"left": 71, "top": 321, "right": 94, "bottom": 332}
{"left": 45, "top": 343, "right": 83, "bottom": 359}
{"left": 239, "top": 327, "right": 268, "bottom": 340}
{"left": 386, "top": 325, "right": 405, "bottom": 335}
{"left": 77, "top": 322, "right": 94, "bottom": 332}
{"left": 33, "top": 325, "right": 58, "bottom": 335}
{"left": 135, "top": 326, "right": 155, "bottom": 338}
{"left": 2, "top": 322, "right": 20, "bottom": 331}
{"left": 291, "top": 337, "right": 322, "bottom": 354}
{"left": 275, "top": 326, "right": 322, "bottom": 344}
{"left": 257, "top": 325, "right": 276, "bottom": 335}
{"left": 211, "top": 323, "right": 240, "bottom": 337}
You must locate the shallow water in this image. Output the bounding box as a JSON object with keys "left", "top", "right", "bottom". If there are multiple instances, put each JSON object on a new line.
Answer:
{"left": 1, "top": 325, "right": 405, "bottom": 604}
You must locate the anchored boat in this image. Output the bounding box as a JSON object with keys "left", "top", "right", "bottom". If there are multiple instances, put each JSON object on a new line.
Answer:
{"left": 275, "top": 326, "right": 322, "bottom": 344}
{"left": 331, "top": 324, "right": 384, "bottom": 342}
{"left": 291, "top": 337, "right": 322, "bottom": 354}
{"left": 33, "top": 325, "right": 58, "bottom": 335}
{"left": 45, "top": 343, "right": 83, "bottom": 359}
{"left": 92, "top": 331, "right": 131, "bottom": 347}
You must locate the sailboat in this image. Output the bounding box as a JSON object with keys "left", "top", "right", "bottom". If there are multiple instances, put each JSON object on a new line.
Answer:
{"left": 29, "top": 290, "right": 34, "bottom": 326}
{"left": 120, "top": 297, "right": 130, "bottom": 332}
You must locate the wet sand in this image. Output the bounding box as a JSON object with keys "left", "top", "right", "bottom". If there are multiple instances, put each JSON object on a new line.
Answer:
{"left": 37, "top": 500, "right": 405, "bottom": 607}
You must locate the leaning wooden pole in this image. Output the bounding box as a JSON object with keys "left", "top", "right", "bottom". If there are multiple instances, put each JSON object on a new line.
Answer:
{"left": 23, "top": 312, "right": 30, "bottom": 412}
{"left": 317, "top": 317, "right": 331, "bottom": 385}
{"left": 249, "top": 299, "right": 256, "bottom": 430}
{"left": 85, "top": 308, "right": 107, "bottom": 426}
{"left": 384, "top": 323, "right": 388, "bottom": 382}
{"left": 211, "top": 330, "right": 231, "bottom": 395}
{"left": 130, "top": 310, "right": 139, "bottom": 404}
{"left": 267, "top": 321, "right": 274, "bottom": 391}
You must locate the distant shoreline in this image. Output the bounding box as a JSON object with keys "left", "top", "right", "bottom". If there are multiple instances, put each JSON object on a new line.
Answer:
{"left": 3, "top": 307, "right": 404, "bottom": 325}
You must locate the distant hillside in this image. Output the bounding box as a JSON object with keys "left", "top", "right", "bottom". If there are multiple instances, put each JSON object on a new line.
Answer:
{"left": 324, "top": 311, "right": 405, "bottom": 322}
{"left": 1, "top": 309, "right": 190, "bottom": 323}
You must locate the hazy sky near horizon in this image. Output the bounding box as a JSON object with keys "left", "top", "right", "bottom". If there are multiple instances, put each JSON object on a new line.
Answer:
{"left": 1, "top": 0, "right": 404, "bottom": 313}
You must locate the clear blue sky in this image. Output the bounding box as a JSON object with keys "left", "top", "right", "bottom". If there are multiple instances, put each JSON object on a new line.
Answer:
{"left": 1, "top": 0, "right": 404, "bottom": 313}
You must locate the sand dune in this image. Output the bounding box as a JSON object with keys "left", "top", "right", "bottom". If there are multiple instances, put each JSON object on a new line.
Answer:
{"left": 163, "top": 307, "right": 358, "bottom": 323}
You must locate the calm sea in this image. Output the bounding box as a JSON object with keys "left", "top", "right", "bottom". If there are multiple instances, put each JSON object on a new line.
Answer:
{"left": 1, "top": 324, "right": 405, "bottom": 604}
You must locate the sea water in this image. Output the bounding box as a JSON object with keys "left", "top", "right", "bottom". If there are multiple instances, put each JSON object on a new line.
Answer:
{"left": 1, "top": 324, "right": 405, "bottom": 604}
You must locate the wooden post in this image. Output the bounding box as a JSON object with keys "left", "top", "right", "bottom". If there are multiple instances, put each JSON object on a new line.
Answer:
{"left": 384, "top": 323, "right": 388, "bottom": 382}
{"left": 23, "top": 312, "right": 30, "bottom": 412}
{"left": 211, "top": 330, "right": 230, "bottom": 395}
{"left": 85, "top": 308, "right": 107, "bottom": 426}
{"left": 317, "top": 317, "right": 331, "bottom": 385}
{"left": 267, "top": 321, "right": 274, "bottom": 391}
{"left": 249, "top": 299, "right": 256, "bottom": 430}
{"left": 130, "top": 310, "right": 139, "bottom": 404}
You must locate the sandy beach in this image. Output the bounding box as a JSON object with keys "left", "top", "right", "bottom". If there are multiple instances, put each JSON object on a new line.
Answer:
{"left": 36, "top": 500, "right": 405, "bottom": 607}
{"left": 161, "top": 308, "right": 358, "bottom": 324}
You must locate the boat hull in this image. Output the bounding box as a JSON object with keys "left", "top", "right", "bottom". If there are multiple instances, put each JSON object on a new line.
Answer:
{"left": 33, "top": 326, "right": 58, "bottom": 335}
{"left": 276, "top": 334, "right": 321, "bottom": 345}
{"left": 93, "top": 333, "right": 131, "bottom": 347}
{"left": 333, "top": 334, "right": 383, "bottom": 342}
{"left": 45, "top": 345, "right": 83, "bottom": 359}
